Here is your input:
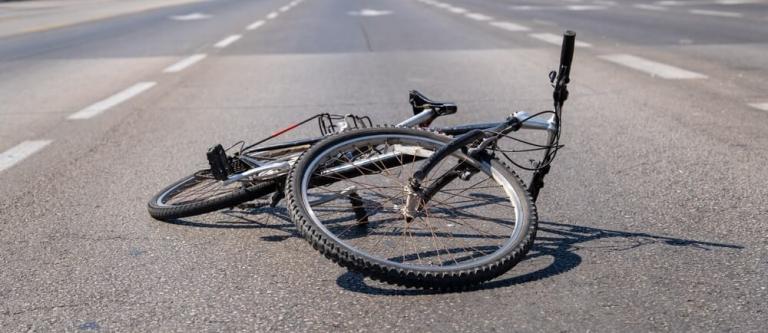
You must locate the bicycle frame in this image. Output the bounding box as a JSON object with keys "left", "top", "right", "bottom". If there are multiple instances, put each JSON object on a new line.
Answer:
{"left": 225, "top": 29, "right": 575, "bottom": 202}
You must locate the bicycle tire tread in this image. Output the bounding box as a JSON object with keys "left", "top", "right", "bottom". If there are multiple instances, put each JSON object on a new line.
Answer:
{"left": 285, "top": 126, "right": 538, "bottom": 290}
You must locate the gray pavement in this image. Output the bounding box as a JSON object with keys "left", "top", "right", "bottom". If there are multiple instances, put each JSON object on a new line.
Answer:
{"left": 0, "top": 0, "right": 766, "bottom": 331}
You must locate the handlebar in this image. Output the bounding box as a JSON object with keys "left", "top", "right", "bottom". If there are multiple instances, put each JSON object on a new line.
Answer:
{"left": 557, "top": 30, "right": 576, "bottom": 86}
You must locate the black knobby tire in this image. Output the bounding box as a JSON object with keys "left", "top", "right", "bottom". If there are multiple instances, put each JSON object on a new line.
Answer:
{"left": 148, "top": 170, "right": 278, "bottom": 221}
{"left": 285, "top": 127, "right": 538, "bottom": 290}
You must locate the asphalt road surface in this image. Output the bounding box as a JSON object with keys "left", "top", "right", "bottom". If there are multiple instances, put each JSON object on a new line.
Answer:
{"left": 1, "top": 0, "right": 767, "bottom": 331}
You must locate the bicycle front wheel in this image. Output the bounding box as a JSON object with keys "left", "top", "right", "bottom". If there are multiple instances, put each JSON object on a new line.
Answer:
{"left": 286, "top": 127, "right": 537, "bottom": 289}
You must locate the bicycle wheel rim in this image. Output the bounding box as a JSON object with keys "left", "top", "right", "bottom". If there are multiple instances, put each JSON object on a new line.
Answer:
{"left": 153, "top": 170, "right": 250, "bottom": 207}
{"left": 297, "top": 133, "right": 528, "bottom": 272}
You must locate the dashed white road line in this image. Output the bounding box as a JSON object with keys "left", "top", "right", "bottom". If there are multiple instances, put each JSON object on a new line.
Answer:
{"left": 0, "top": 140, "right": 53, "bottom": 173}
{"left": 530, "top": 33, "right": 592, "bottom": 47}
{"left": 566, "top": 5, "right": 607, "bottom": 10}
{"left": 633, "top": 4, "right": 668, "bottom": 11}
{"left": 689, "top": 9, "right": 743, "bottom": 17}
{"left": 68, "top": 82, "right": 157, "bottom": 120}
{"left": 163, "top": 54, "right": 207, "bottom": 73}
{"left": 267, "top": 11, "right": 279, "bottom": 19}
{"left": 447, "top": 6, "right": 467, "bottom": 14}
{"left": 247, "top": 20, "right": 265, "bottom": 30}
{"left": 465, "top": 12, "right": 493, "bottom": 21}
{"left": 214, "top": 34, "right": 242, "bottom": 48}
{"left": 279, "top": 5, "right": 291, "bottom": 12}
{"left": 488, "top": 21, "right": 530, "bottom": 32}
{"left": 599, "top": 54, "right": 708, "bottom": 79}
{"left": 748, "top": 102, "right": 768, "bottom": 112}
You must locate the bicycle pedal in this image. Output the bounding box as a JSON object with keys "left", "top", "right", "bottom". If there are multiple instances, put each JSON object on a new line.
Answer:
{"left": 207, "top": 144, "right": 232, "bottom": 181}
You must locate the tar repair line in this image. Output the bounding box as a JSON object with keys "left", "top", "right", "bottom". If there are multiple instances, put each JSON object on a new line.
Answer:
{"left": 599, "top": 54, "right": 708, "bottom": 79}
{"left": 214, "top": 34, "right": 242, "bottom": 48}
{"left": 163, "top": 54, "right": 207, "bottom": 73}
{"left": 68, "top": 82, "right": 157, "bottom": 120}
{"left": 0, "top": 140, "right": 53, "bottom": 173}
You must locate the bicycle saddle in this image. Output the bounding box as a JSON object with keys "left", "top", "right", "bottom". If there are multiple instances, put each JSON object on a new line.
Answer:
{"left": 409, "top": 90, "right": 458, "bottom": 116}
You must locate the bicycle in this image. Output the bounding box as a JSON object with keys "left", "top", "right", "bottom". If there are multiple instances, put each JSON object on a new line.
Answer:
{"left": 149, "top": 31, "right": 577, "bottom": 290}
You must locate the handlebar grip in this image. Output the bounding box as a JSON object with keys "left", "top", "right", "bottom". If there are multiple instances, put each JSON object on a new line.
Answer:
{"left": 558, "top": 31, "right": 576, "bottom": 83}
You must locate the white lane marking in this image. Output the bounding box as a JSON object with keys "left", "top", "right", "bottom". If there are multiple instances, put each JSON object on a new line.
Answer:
{"left": 717, "top": 0, "right": 760, "bottom": 4}
{"left": 435, "top": 2, "right": 452, "bottom": 9}
{"left": 267, "top": 11, "right": 279, "bottom": 19}
{"left": 655, "top": 0, "right": 690, "bottom": 5}
{"left": 170, "top": 13, "right": 210, "bottom": 21}
{"left": 68, "top": 82, "right": 157, "bottom": 120}
{"left": 279, "top": 5, "right": 291, "bottom": 12}
{"left": 0, "top": 140, "right": 53, "bottom": 173}
{"left": 163, "top": 54, "right": 207, "bottom": 73}
{"left": 246, "top": 20, "right": 265, "bottom": 30}
{"left": 214, "top": 34, "right": 242, "bottom": 48}
{"left": 489, "top": 21, "right": 530, "bottom": 32}
{"left": 748, "top": 103, "right": 768, "bottom": 112}
{"left": 599, "top": 54, "right": 707, "bottom": 79}
{"left": 510, "top": 5, "right": 540, "bottom": 10}
{"left": 465, "top": 12, "right": 493, "bottom": 21}
{"left": 447, "top": 6, "right": 467, "bottom": 14}
{"left": 633, "top": 4, "right": 668, "bottom": 10}
{"left": 689, "top": 9, "right": 743, "bottom": 17}
{"left": 348, "top": 9, "right": 393, "bottom": 16}
{"left": 566, "top": 5, "right": 607, "bottom": 10}
{"left": 529, "top": 33, "right": 592, "bottom": 47}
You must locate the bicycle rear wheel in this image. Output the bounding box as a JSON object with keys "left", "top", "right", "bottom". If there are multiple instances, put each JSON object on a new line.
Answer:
{"left": 286, "top": 127, "right": 537, "bottom": 289}
{"left": 148, "top": 146, "right": 303, "bottom": 221}
{"left": 148, "top": 170, "right": 278, "bottom": 221}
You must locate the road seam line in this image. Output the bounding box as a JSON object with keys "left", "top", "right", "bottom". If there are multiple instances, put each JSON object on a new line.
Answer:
{"left": 247, "top": 20, "right": 265, "bottom": 30}
{"left": 214, "top": 34, "right": 242, "bottom": 48}
{"left": 68, "top": 82, "right": 157, "bottom": 120}
{"left": 599, "top": 54, "right": 708, "bottom": 79}
{"left": 489, "top": 21, "right": 530, "bottom": 32}
{"left": 163, "top": 54, "right": 207, "bottom": 73}
{"left": 530, "top": 33, "right": 592, "bottom": 47}
{"left": 0, "top": 140, "right": 53, "bottom": 173}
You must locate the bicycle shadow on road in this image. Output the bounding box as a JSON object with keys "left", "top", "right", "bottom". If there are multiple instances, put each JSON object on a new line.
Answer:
{"left": 159, "top": 205, "right": 302, "bottom": 242}
{"left": 334, "top": 220, "right": 743, "bottom": 296}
